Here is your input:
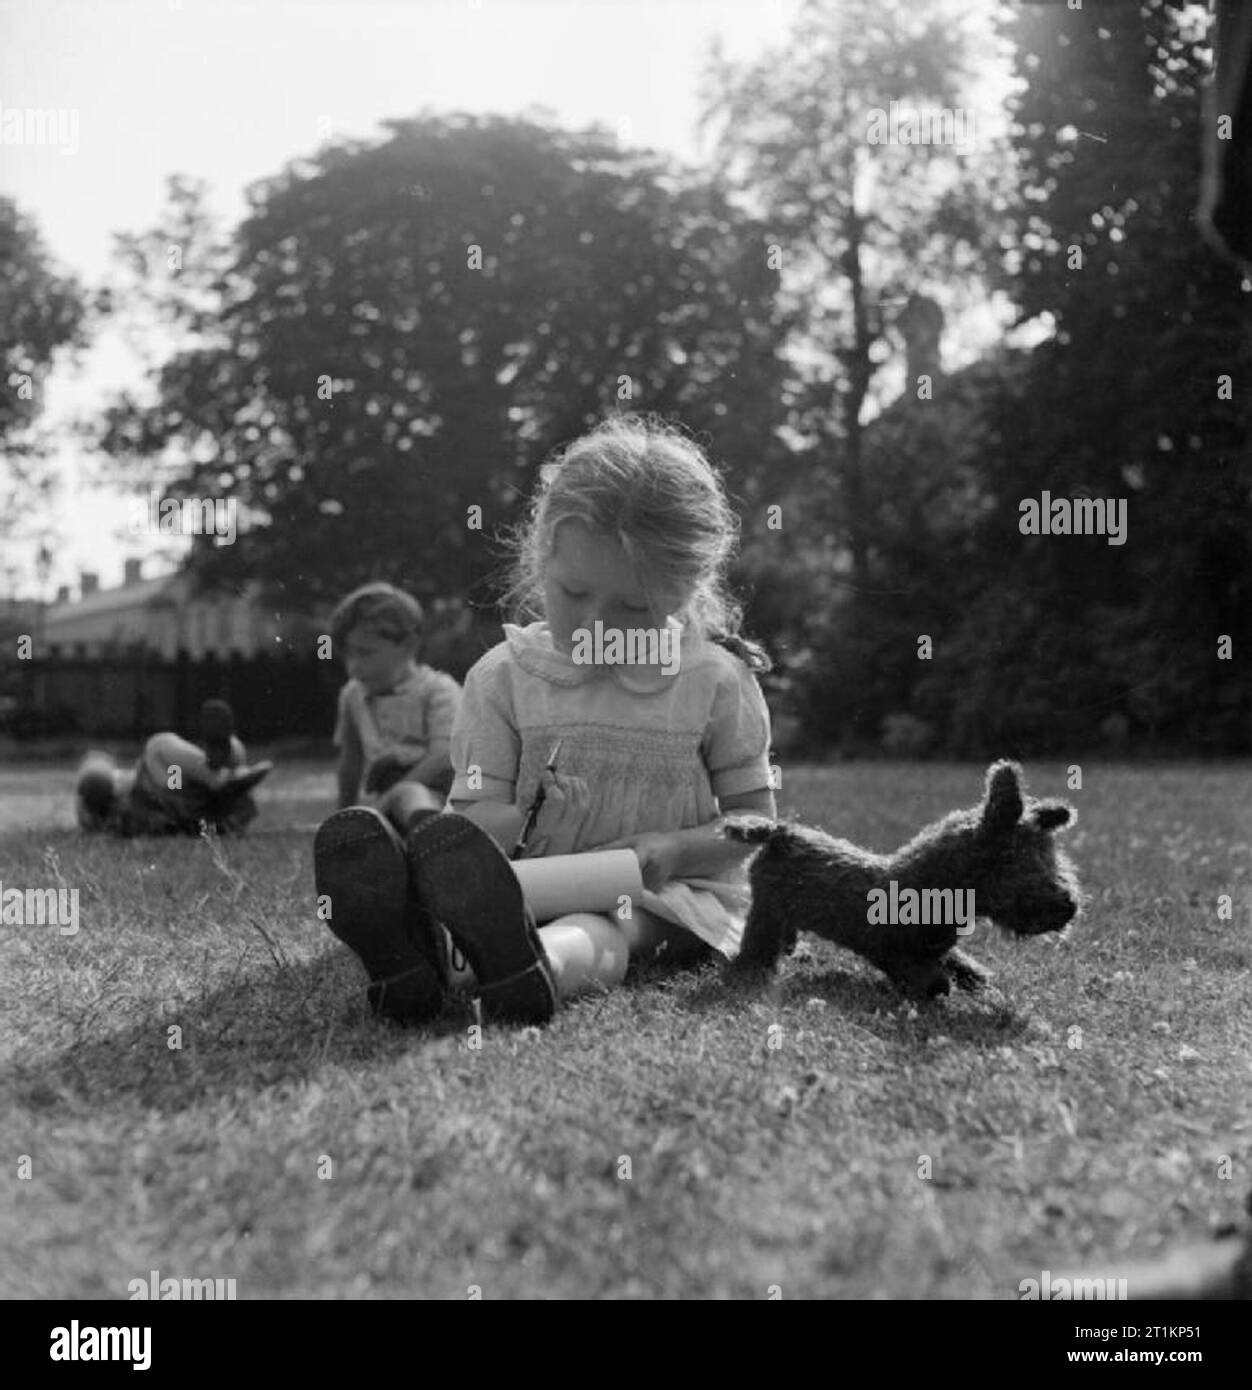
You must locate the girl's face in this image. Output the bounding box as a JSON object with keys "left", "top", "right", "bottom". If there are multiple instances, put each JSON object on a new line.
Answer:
{"left": 542, "top": 519, "right": 684, "bottom": 655}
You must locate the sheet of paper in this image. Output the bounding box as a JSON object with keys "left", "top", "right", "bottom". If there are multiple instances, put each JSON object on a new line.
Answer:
{"left": 512, "top": 849, "right": 643, "bottom": 923}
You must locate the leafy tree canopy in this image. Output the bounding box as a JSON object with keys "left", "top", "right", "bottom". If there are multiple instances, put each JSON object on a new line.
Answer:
{"left": 100, "top": 115, "right": 796, "bottom": 612}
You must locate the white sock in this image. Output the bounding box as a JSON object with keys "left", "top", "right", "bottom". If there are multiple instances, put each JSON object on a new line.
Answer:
{"left": 444, "top": 928, "right": 477, "bottom": 990}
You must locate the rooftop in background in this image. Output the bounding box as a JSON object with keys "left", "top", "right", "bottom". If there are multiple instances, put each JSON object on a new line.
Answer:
{"left": 47, "top": 558, "right": 177, "bottom": 621}
{"left": 36, "top": 558, "right": 319, "bottom": 661}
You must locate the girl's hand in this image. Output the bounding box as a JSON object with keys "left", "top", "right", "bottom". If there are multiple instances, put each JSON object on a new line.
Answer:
{"left": 597, "top": 831, "right": 683, "bottom": 892}
{"left": 524, "top": 770, "right": 590, "bottom": 858}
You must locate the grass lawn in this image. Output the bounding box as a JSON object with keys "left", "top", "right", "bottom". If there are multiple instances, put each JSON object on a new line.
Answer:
{"left": 1, "top": 757, "right": 1249, "bottom": 1300}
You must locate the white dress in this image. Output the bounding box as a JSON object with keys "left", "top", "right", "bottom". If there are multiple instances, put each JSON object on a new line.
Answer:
{"left": 449, "top": 620, "right": 773, "bottom": 957}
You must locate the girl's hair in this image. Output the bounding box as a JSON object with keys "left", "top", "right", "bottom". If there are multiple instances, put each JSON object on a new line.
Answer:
{"left": 501, "top": 415, "right": 771, "bottom": 672}
{"left": 330, "top": 582, "right": 423, "bottom": 648}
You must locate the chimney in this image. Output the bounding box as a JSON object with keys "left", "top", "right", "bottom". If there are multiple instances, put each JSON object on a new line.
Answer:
{"left": 80, "top": 571, "right": 99, "bottom": 597}
{"left": 56, "top": 585, "right": 71, "bottom": 604}
{"left": 124, "top": 558, "right": 143, "bottom": 586}
{"left": 898, "top": 294, "right": 944, "bottom": 388}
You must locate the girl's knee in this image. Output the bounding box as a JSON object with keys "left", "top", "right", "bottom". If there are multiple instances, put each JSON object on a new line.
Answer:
{"left": 539, "top": 912, "right": 630, "bottom": 993}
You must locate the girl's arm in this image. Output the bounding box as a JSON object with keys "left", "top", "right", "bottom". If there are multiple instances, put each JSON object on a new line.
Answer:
{"left": 719, "top": 787, "right": 777, "bottom": 817}
{"left": 599, "top": 787, "right": 778, "bottom": 888}
{"left": 451, "top": 768, "right": 588, "bottom": 857}
{"left": 669, "top": 787, "right": 778, "bottom": 878}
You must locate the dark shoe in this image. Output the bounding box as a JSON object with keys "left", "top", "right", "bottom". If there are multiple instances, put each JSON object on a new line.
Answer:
{"left": 405, "top": 813, "right": 557, "bottom": 1024}
{"left": 314, "top": 807, "right": 445, "bottom": 1024}
{"left": 202, "top": 763, "right": 273, "bottom": 831}
{"left": 392, "top": 806, "right": 451, "bottom": 983}
{"left": 200, "top": 699, "right": 237, "bottom": 770}
{"left": 214, "top": 762, "right": 274, "bottom": 802}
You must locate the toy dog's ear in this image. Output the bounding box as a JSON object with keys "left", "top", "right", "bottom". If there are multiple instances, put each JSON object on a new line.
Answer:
{"left": 982, "top": 760, "right": 1024, "bottom": 834}
{"left": 1032, "top": 802, "right": 1075, "bottom": 832}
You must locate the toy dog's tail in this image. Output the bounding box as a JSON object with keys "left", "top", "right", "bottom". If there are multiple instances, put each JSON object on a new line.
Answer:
{"left": 722, "top": 815, "right": 799, "bottom": 854}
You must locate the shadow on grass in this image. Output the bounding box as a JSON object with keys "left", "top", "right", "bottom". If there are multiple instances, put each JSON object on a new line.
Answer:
{"left": 669, "top": 958, "right": 1037, "bottom": 1046}
{"left": 2, "top": 947, "right": 475, "bottom": 1119}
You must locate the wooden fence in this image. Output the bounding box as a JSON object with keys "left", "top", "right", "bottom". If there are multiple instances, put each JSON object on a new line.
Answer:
{"left": 2, "top": 653, "right": 343, "bottom": 741}
{"left": 1, "top": 617, "right": 504, "bottom": 742}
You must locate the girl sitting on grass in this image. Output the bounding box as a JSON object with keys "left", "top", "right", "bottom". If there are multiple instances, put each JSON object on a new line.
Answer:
{"left": 314, "top": 414, "right": 778, "bottom": 1024}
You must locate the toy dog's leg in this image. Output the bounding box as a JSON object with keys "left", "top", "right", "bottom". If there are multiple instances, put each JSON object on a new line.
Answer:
{"left": 860, "top": 943, "right": 992, "bottom": 1000}
{"left": 939, "top": 945, "right": 992, "bottom": 992}
{"left": 730, "top": 894, "right": 795, "bottom": 971}
{"left": 812, "top": 904, "right": 960, "bottom": 998}
{"left": 825, "top": 898, "right": 958, "bottom": 965}
{"left": 881, "top": 954, "right": 952, "bottom": 1000}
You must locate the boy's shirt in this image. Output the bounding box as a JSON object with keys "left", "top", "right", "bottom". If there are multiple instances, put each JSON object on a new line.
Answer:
{"left": 335, "top": 661, "right": 462, "bottom": 790}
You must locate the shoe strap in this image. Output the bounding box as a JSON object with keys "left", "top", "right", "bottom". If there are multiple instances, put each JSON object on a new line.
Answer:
{"left": 379, "top": 965, "right": 432, "bottom": 987}
{"left": 478, "top": 959, "right": 548, "bottom": 996}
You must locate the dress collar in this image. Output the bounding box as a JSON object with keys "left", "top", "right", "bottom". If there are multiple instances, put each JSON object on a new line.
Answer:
{"left": 503, "top": 619, "right": 688, "bottom": 693}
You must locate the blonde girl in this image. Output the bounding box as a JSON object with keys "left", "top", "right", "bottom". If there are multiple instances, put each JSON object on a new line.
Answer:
{"left": 314, "top": 415, "right": 777, "bottom": 1023}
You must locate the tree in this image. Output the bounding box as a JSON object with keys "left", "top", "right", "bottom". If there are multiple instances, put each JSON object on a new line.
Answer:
{"left": 701, "top": 0, "right": 1013, "bottom": 587}
{"left": 98, "top": 115, "right": 795, "bottom": 612}
{"left": 0, "top": 197, "right": 87, "bottom": 546}
{"left": 973, "top": 0, "right": 1252, "bottom": 751}
{"left": 698, "top": 0, "right": 1015, "bottom": 746}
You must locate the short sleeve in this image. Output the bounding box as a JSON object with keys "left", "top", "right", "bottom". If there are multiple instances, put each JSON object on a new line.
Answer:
{"left": 449, "top": 652, "right": 520, "bottom": 803}
{"left": 425, "top": 673, "right": 462, "bottom": 746}
{"left": 702, "top": 656, "right": 773, "bottom": 801}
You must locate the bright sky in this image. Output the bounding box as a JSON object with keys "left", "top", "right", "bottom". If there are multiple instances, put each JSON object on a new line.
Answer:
{"left": 0, "top": 0, "right": 1006, "bottom": 597}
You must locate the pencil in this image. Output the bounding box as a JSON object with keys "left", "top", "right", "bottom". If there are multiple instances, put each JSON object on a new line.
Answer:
{"left": 510, "top": 739, "right": 563, "bottom": 860}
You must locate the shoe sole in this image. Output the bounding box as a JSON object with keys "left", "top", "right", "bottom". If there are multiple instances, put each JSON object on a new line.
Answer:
{"left": 406, "top": 814, "right": 557, "bottom": 1024}
{"left": 314, "top": 807, "right": 443, "bottom": 1023}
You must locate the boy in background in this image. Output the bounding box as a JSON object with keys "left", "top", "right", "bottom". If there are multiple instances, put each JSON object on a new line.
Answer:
{"left": 330, "top": 582, "right": 462, "bottom": 829}
{"left": 316, "top": 584, "right": 464, "bottom": 1018}
{"left": 76, "top": 698, "right": 272, "bottom": 835}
